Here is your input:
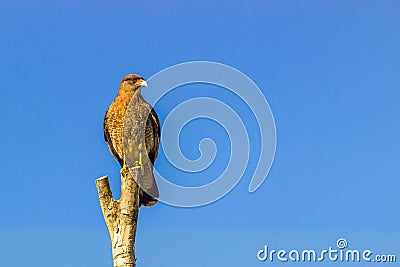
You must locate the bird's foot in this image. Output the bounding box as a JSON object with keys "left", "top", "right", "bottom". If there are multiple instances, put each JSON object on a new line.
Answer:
{"left": 139, "top": 153, "right": 143, "bottom": 171}
{"left": 138, "top": 144, "right": 144, "bottom": 172}
{"left": 133, "top": 160, "right": 142, "bottom": 170}
{"left": 120, "top": 157, "right": 128, "bottom": 174}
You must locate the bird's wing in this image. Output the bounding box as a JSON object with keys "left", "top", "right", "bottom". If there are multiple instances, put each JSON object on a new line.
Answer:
{"left": 145, "top": 108, "right": 160, "bottom": 165}
{"left": 104, "top": 110, "right": 124, "bottom": 166}
{"left": 140, "top": 108, "right": 160, "bottom": 206}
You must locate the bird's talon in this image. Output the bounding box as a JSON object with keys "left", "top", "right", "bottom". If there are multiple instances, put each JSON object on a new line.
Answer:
{"left": 120, "top": 157, "right": 128, "bottom": 174}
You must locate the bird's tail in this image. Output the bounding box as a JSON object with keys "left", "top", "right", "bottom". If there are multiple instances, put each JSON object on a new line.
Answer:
{"left": 139, "top": 189, "right": 158, "bottom": 206}
{"left": 138, "top": 164, "right": 159, "bottom": 207}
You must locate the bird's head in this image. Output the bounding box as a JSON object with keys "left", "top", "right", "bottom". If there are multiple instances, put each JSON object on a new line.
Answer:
{"left": 119, "top": 74, "right": 147, "bottom": 93}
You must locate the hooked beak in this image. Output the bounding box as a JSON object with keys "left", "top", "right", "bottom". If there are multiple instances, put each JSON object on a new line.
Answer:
{"left": 140, "top": 80, "right": 148, "bottom": 87}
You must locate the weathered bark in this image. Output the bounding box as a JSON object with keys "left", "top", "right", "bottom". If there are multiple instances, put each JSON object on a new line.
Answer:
{"left": 96, "top": 163, "right": 141, "bottom": 267}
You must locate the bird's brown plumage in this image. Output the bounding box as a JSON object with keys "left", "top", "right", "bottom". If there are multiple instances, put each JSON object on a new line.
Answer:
{"left": 104, "top": 74, "right": 160, "bottom": 206}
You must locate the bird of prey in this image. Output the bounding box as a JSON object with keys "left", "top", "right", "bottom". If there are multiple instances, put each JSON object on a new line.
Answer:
{"left": 104, "top": 74, "right": 160, "bottom": 206}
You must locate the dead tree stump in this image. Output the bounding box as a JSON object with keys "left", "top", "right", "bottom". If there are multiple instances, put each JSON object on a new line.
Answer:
{"left": 96, "top": 162, "right": 141, "bottom": 267}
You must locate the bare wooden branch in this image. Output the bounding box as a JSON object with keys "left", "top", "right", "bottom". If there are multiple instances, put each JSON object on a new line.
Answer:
{"left": 96, "top": 163, "right": 141, "bottom": 267}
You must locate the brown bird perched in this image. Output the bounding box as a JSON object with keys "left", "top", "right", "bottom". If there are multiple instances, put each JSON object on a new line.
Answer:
{"left": 104, "top": 74, "right": 160, "bottom": 206}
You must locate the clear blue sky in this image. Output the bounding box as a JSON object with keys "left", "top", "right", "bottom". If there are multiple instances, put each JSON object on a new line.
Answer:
{"left": 0, "top": 1, "right": 399, "bottom": 266}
